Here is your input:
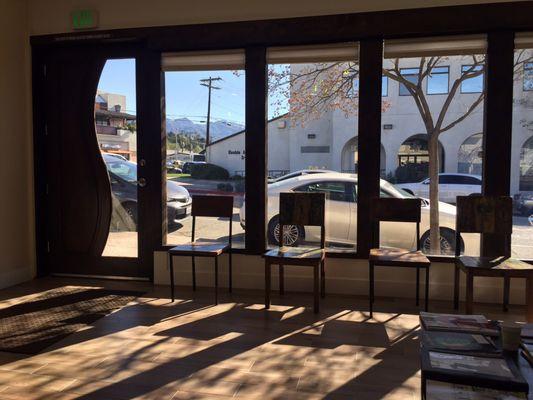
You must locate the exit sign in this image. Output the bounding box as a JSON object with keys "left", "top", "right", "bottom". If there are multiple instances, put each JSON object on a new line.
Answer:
{"left": 71, "top": 10, "right": 99, "bottom": 30}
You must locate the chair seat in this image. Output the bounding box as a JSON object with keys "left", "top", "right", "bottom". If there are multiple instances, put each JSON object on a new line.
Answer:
{"left": 169, "top": 241, "right": 229, "bottom": 257}
{"left": 264, "top": 246, "right": 325, "bottom": 264}
{"left": 369, "top": 247, "right": 430, "bottom": 267}
{"left": 457, "top": 256, "right": 533, "bottom": 271}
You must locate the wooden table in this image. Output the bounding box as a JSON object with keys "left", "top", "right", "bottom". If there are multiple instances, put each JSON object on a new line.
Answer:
{"left": 454, "top": 256, "right": 533, "bottom": 322}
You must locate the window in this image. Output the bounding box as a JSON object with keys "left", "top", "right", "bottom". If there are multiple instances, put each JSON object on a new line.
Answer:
{"left": 399, "top": 68, "right": 420, "bottom": 96}
{"left": 524, "top": 62, "right": 533, "bottom": 91}
{"left": 427, "top": 66, "right": 449, "bottom": 94}
{"left": 461, "top": 65, "right": 484, "bottom": 93}
{"left": 512, "top": 43, "right": 533, "bottom": 260}
{"left": 383, "top": 36, "right": 486, "bottom": 255}
{"left": 382, "top": 75, "right": 388, "bottom": 97}
{"left": 439, "top": 175, "right": 481, "bottom": 185}
{"left": 267, "top": 43, "right": 359, "bottom": 250}
{"left": 96, "top": 59, "right": 138, "bottom": 257}
{"left": 295, "top": 181, "right": 355, "bottom": 202}
{"left": 162, "top": 50, "right": 246, "bottom": 248}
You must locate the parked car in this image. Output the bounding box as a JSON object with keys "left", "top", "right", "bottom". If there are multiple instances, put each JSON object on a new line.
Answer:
{"left": 182, "top": 161, "right": 206, "bottom": 174}
{"left": 268, "top": 169, "right": 334, "bottom": 184}
{"left": 239, "top": 172, "right": 467, "bottom": 254}
{"left": 103, "top": 154, "right": 191, "bottom": 229}
{"left": 166, "top": 161, "right": 182, "bottom": 174}
{"left": 514, "top": 192, "right": 533, "bottom": 216}
{"left": 399, "top": 173, "right": 482, "bottom": 204}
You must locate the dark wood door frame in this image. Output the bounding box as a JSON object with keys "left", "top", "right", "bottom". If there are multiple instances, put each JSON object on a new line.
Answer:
{"left": 33, "top": 44, "right": 161, "bottom": 279}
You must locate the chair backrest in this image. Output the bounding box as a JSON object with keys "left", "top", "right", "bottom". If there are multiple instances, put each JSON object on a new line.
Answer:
{"left": 191, "top": 195, "right": 234, "bottom": 244}
{"left": 371, "top": 198, "right": 422, "bottom": 249}
{"left": 455, "top": 195, "right": 513, "bottom": 257}
{"left": 279, "top": 192, "right": 325, "bottom": 247}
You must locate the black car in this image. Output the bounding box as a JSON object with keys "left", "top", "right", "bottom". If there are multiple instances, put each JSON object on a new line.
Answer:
{"left": 103, "top": 154, "right": 192, "bottom": 229}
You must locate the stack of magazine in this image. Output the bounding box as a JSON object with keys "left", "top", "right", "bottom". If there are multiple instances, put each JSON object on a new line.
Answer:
{"left": 419, "top": 312, "right": 529, "bottom": 398}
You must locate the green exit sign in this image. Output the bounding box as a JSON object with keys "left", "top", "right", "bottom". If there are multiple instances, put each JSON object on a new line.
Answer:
{"left": 71, "top": 9, "right": 99, "bottom": 30}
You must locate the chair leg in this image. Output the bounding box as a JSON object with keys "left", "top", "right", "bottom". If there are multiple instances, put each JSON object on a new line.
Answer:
{"left": 320, "top": 260, "right": 325, "bottom": 298}
{"left": 453, "top": 265, "right": 460, "bottom": 310}
{"left": 466, "top": 271, "right": 474, "bottom": 315}
{"left": 425, "top": 267, "right": 430, "bottom": 312}
{"left": 313, "top": 263, "right": 319, "bottom": 313}
{"left": 265, "top": 261, "right": 271, "bottom": 310}
{"left": 369, "top": 262, "right": 374, "bottom": 317}
{"left": 503, "top": 276, "right": 510, "bottom": 312}
{"left": 214, "top": 257, "right": 219, "bottom": 305}
{"left": 192, "top": 256, "right": 196, "bottom": 291}
{"left": 169, "top": 253, "right": 175, "bottom": 302}
{"left": 416, "top": 267, "right": 420, "bottom": 307}
{"left": 279, "top": 264, "right": 284, "bottom": 295}
{"left": 228, "top": 251, "right": 233, "bottom": 293}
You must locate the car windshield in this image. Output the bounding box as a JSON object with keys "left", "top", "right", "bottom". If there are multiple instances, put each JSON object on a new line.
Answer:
{"left": 381, "top": 180, "right": 415, "bottom": 198}
{"left": 106, "top": 159, "right": 137, "bottom": 183}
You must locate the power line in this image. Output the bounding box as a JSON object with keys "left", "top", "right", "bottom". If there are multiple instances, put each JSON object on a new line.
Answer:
{"left": 200, "top": 76, "right": 222, "bottom": 146}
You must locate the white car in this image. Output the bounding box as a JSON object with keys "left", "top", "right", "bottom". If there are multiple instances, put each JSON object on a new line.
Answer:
{"left": 268, "top": 169, "right": 334, "bottom": 184}
{"left": 399, "top": 173, "right": 482, "bottom": 204}
{"left": 240, "top": 172, "right": 468, "bottom": 254}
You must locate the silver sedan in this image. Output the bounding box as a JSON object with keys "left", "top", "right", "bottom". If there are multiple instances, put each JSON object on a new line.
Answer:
{"left": 240, "top": 172, "right": 475, "bottom": 254}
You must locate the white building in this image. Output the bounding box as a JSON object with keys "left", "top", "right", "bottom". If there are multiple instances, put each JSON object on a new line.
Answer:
{"left": 207, "top": 54, "right": 533, "bottom": 194}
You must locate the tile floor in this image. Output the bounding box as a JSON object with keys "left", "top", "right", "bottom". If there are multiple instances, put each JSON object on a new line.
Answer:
{"left": 0, "top": 278, "right": 526, "bottom": 399}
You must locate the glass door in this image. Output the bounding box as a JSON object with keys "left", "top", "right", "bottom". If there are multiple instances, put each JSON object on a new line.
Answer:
{"left": 40, "top": 47, "right": 159, "bottom": 279}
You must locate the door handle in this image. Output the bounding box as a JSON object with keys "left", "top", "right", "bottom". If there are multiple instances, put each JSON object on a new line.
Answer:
{"left": 135, "top": 178, "right": 147, "bottom": 188}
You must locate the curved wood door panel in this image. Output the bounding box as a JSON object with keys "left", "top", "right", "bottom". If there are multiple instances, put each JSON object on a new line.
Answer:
{"left": 46, "top": 52, "right": 112, "bottom": 262}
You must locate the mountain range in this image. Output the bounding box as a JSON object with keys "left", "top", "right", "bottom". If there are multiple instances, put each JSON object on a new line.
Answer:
{"left": 166, "top": 118, "right": 244, "bottom": 141}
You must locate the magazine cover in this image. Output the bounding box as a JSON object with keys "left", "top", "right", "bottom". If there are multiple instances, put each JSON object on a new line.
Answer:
{"left": 426, "top": 380, "right": 526, "bottom": 400}
{"left": 420, "top": 312, "right": 499, "bottom": 336}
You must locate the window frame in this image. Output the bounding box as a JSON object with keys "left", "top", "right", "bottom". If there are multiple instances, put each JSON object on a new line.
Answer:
{"left": 524, "top": 62, "right": 533, "bottom": 91}
{"left": 399, "top": 67, "right": 420, "bottom": 96}
{"left": 426, "top": 65, "right": 450, "bottom": 95}
{"left": 382, "top": 75, "right": 388, "bottom": 97}
{"left": 31, "top": 4, "right": 533, "bottom": 272}
{"left": 460, "top": 64, "right": 485, "bottom": 94}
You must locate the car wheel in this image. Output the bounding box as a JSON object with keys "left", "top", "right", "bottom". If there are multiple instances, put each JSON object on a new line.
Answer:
{"left": 421, "top": 228, "right": 458, "bottom": 255}
{"left": 267, "top": 216, "right": 303, "bottom": 246}
{"left": 123, "top": 202, "right": 138, "bottom": 225}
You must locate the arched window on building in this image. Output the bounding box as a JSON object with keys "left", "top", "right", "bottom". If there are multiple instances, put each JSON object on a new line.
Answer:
{"left": 458, "top": 133, "right": 483, "bottom": 175}
{"left": 341, "top": 136, "right": 386, "bottom": 176}
{"left": 395, "top": 134, "right": 444, "bottom": 183}
{"left": 520, "top": 136, "right": 533, "bottom": 191}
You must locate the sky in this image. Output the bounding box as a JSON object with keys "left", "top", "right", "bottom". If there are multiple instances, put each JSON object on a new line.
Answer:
{"left": 97, "top": 59, "right": 288, "bottom": 125}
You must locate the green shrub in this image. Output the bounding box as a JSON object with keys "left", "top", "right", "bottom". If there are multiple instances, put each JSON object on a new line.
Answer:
{"left": 394, "top": 163, "right": 428, "bottom": 183}
{"left": 190, "top": 163, "right": 230, "bottom": 180}
{"left": 217, "top": 183, "right": 233, "bottom": 192}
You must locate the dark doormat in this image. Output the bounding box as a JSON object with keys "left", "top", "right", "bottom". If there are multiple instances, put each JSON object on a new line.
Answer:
{"left": 0, "top": 286, "right": 143, "bottom": 354}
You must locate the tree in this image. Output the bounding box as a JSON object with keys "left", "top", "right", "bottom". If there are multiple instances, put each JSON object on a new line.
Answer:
{"left": 270, "top": 51, "right": 533, "bottom": 254}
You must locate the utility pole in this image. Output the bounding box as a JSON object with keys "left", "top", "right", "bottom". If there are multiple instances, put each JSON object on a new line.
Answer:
{"left": 200, "top": 77, "right": 221, "bottom": 147}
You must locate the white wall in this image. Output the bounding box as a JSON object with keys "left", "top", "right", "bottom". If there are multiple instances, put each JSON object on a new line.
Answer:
{"left": 207, "top": 117, "right": 291, "bottom": 176}
{"left": 0, "top": 0, "right": 35, "bottom": 288}
{"left": 156, "top": 253, "right": 527, "bottom": 305}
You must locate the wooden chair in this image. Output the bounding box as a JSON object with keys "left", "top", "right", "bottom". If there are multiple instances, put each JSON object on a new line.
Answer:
{"left": 168, "top": 195, "right": 234, "bottom": 304}
{"left": 264, "top": 192, "right": 326, "bottom": 313}
{"left": 369, "top": 198, "right": 430, "bottom": 317}
{"left": 453, "top": 195, "right": 533, "bottom": 316}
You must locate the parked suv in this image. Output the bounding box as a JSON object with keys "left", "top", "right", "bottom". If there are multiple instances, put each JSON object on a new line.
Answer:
{"left": 103, "top": 154, "right": 191, "bottom": 230}
{"left": 399, "top": 173, "right": 482, "bottom": 204}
